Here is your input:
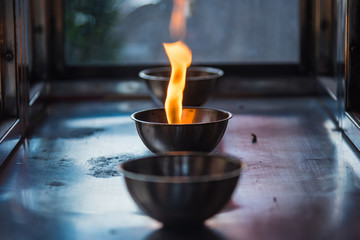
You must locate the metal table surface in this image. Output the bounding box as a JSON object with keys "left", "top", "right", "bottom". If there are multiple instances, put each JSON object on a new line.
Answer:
{"left": 1, "top": 97, "right": 360, "bottom": 240}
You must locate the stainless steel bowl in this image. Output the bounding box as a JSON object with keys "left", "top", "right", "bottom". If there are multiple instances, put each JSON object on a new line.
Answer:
{"left": 131, "top": 107, "right": 232, "bottom": 153}
{"left": 120, "top": 153, "right": 244, "bottom": 228}
{"left": 139, "top": 67, "right": 223, "bottom": 106}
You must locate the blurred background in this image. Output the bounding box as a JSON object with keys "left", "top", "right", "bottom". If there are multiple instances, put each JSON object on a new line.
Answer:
{"left": 65, "top": 0, "right": 299, "bottom": 65}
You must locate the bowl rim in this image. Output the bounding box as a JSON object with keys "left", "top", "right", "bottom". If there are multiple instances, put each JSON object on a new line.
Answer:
{"left": 139, "top": 66, "right": 224, "bottom": 81}
{"left": 130, "top": 107, "right": 233, "bottom": 126}
{"left": 119, "top": 152, "right": 245, "bottom": 183}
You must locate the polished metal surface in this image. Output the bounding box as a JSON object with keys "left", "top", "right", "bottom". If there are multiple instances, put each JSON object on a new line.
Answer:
{"left": 139, "top": 67, "right": 223, "bottom": 106}
{"left": 131, "top": 107, "right": 232, "bottom": 153}
{"left": 1, "top": 97, "right": 360, "bottom": 240}
{"left": 120, "top": 153, "right": 243, "bottom": 227}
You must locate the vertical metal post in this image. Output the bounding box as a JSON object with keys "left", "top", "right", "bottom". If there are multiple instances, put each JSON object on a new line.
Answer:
{"left": 300, "top": 0, "right": 316, "bottom": 74}
{"left": 336, "top": 0, "right": 347, "bottom": 126}
{"left": 0, "top": 1, "right": 3, "bottom": 118}
{"left": 31, "top": 0, "right": 49, "bottom": 81}
{"left": 49, "top": 0, "right": 64, "bottom": 79}
{"left": 346, "top": 0, "right": 360, "bottom": 111}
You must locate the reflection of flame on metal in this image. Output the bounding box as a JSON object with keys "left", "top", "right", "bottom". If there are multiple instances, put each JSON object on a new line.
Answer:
{"left": 163, "top": 41, "right": 192, "bottom": 124}
{"left": 164, "top": 0, "right": 192, "bottom": 124}
{"left": 180, "top": 108, "right": 196, "bottom": 124}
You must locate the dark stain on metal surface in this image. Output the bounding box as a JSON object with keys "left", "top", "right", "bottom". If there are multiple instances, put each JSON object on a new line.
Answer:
{"left": 331, "top": 127, "right": 342, "bottom": 132}
{"left": 48, "top": 181, "right": 66, "bottom": 187}
{"left": 66, "top": 128, "right": 104, "bottom": 138}
{"left": 60, "top": 158, "right": 71, "bottom": 162}
{"left": 88, "top": 154, "right": 136, "bottom": 178}
{"left": 246, "top": 161, "right": 288, "bottom": 170}
{"left": 30, "top": 156, "right": 49, "bottom": 161}
{"left": 59, "top": 158, "right": 73, "bottom": 166}
{"left": 304, "top": 158, "right": 331, "bottom": 161}
{"left": 43, "top": 127, "right": 104, "bottom": 139}
{"left": 238, "top": 104, "right": 245, "bottom": 110}
{"left": 251, "top": 133, "right": 257, "bottom": 143}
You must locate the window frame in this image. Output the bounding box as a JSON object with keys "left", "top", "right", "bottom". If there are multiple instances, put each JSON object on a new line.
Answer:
{"left": 0, "top": 0, "right": 48, "bottom": 166}
{"left": 49, "top": 0, "right": 314, "bottom": 80}
{"left": 0, "top": 0, "right": 26, "bottom": 166}
{"left": 342, "top": 0, "right": 360, "bottom": 151}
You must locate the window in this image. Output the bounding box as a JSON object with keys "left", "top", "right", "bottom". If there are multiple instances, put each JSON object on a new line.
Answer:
{"left": 64, "top": 0, "right": 300, "bottom": 66}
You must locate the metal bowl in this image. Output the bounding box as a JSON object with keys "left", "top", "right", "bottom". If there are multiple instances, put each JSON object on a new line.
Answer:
{"left": 120, "top": 152, "right": 244, "bottom": 228}
{"left": 131, "top": 107, "right": 232, "bottom": 153}
{"left": 139, "top": 67, "right": 223, "bottom": 106}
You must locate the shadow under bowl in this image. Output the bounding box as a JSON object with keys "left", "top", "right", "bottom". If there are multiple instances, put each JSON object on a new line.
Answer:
{"left": 131, "top": 107, "right": 232, "bottom": 153}
{"left": 120, "top": 152, "right": 244, "bottom": 228}
{"left": 139, "top": 67, "right": 224, "bottom": 106}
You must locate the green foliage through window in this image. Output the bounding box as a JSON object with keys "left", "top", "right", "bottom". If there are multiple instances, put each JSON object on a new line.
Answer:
{"left": 65, "top": 0, "right": 121, "bottom": 64}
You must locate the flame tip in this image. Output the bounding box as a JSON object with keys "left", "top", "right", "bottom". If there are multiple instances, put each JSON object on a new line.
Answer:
{"left": 165, "top": 0, "right": 192, "bottom": 124}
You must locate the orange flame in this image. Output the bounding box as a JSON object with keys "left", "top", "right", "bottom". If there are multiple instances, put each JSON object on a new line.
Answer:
{"left": 163, "top": 41, "right": 192, "bottom": 124}
{"left": 169, "top": 0, "right": 188, "bottom": 40}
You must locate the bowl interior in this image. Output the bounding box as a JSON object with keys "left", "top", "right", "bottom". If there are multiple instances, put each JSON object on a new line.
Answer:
{"left": 132, "top": 108, "right": 232, "bottom": 125}
{"left": 121, "top": 154, "right": 242, "bottom": 182}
